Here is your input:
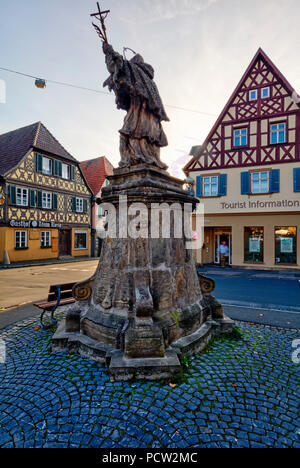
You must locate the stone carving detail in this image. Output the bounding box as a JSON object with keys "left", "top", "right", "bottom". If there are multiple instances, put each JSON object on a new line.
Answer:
{"left": 73, "top": 274, "right": 96, "bottom": 302}
{"left": 197, "top": 273, "right": 216, "bottom": 295}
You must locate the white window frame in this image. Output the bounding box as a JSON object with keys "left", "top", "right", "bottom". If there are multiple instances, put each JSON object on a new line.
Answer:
{"left": 62, "top": 163, "right": 70, "bottom": 180}
{"left": 42, "top": 191, "right": 52, "bottom": 210}
{"left": 76, "top": 198, "right": 84, "bottom": 213}
{"left": 233, "top": 128, "right": 248, "bottom": 147}
{"left": 249, "top": 89, "right": 258, "bottom": 101}
{"left": 41, "top": 231, "right": 51, "bottom": 248}
{"left": 74, "top": 230, "right": 87, "bottom": 250}
{"left": 261, "top": 87, "right": 270, "bottom": 99}
{"left": 42, "top": 157, "right": 52, "bottom": 176}
{"left": 15, "top": 230, "right": 27, "bottom": 249}
{"left": 270, "top": 123, "right": 286, "bottom": 144}
{"left": 16, "top": 187, "right": 28, "bottom": 207}
{"left": 251, "top": 171, "right": 270, "bottom": 194}
{"left": 203, "top": 176, "right": 219, "bottom": 197}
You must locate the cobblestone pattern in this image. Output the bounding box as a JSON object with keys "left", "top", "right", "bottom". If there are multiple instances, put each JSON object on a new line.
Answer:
{"left": 0, "top": 312, "right": 299, "bottom": 448}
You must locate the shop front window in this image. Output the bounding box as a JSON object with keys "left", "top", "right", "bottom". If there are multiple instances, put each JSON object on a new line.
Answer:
{"left": 244, "top": 227, "right": 264, "bottom": 263}
{"left": 74, "top": 231, "right": 87, "bottom": 250}
{"left": 275, "top": 227, "right": 297, "bottom": 265}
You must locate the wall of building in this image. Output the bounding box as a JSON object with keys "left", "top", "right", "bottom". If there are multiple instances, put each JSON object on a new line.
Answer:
{"left": 191, "top": 161, "right": 300, "bottom": 215}
{"left": 3, "top": 228, "right": 59, "bottom": 263}
{"left": 194, "top": 212, "right": 300, "bottom": 269}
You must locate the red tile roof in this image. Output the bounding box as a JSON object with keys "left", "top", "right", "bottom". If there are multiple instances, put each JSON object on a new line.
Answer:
{"left": 0, "top": 121, "right": 77, "bottom": 176}
{"left": 80, "top": 156, "right": 114, "bottom": 196}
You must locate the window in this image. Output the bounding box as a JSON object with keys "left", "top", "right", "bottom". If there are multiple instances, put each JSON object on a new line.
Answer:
{"left": 41, "top": 231, "right": 51, "bottom": 248}
{"left": 249, "top": 89, "right": 258, "bottom": 101}
{"left": 261, "top": 87, "right": 270, "bottom": 99}
{"left": 62, "top": 163, "right": 70, "bottom": 180}
{"left": 42, "top": 192, "right": 52, "bottom": 210}
{"left": 275, "top": 227, "right": 297, "bottom": 265}
{"left": 251, "top": 171, "right": 270, "bottom": 194}
{"left": 42, "top": 157, "right": 52, "bottom": 175}
{"left": 16, "top": 187, "right": 28, "bottom": 206}
{"left": 270, "top": 123, "right": 286, "bottom": 144}
{"left": 74, "top": 231, "right": 87, "bottom": 250}
{"left": 76, "top": 198, "right": 83, "bottom": 213}
{"left": 244, "top": 227, "right": 264, "bottom": 263}
{"left": 15, "top": 231, "right": 27, "bottom": 249}
{"left": 203, "top": 176, "right": 218, "bottom": 197}
{"left": 233, "top": 128, "right": 248, "bottom": 147}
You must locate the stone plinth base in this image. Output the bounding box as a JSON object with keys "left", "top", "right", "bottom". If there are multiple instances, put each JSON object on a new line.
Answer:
{"left": 52, "top": 313, "right": 235, "bottom": 381}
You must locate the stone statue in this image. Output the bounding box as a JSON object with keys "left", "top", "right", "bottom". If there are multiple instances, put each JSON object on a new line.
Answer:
{"left": 102, "top": 42, "right": 169, "bottom": 169}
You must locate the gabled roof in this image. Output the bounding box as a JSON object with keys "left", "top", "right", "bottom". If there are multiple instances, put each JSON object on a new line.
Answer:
{"left": 184, "top": 48, "right": 300, "bottom": 173}
{"left": 0, "top": 121, "right": 77, "bottom": 176}
{"left": 80, "top": 156, "right": 114, "bottom": 196}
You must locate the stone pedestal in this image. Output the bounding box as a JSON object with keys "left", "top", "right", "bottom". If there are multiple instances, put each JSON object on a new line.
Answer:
{"left": 52, "top": 164, "right": 234, "bottom": 380}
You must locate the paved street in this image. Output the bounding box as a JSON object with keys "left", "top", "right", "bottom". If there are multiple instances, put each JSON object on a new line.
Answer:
{"left": 1, "top": 262, "right": 300, "bottom": 329}
{"left": 200, "top": 267, "right": 300, "bottom": 329}
{"left": 0, "top": 312, "right": 299, "bottom": 448}
{"left": 0, "top": 261, "right": 98, "bottom": 309}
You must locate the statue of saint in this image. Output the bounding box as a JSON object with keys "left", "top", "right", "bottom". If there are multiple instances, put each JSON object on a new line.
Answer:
{"left": 102, "top": 43, "right": 169, "bottom": 169}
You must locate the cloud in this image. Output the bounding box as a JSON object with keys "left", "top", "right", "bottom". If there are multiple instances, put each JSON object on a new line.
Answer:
{"left": 120, "top": 0, "right": 220, "bottom": 24}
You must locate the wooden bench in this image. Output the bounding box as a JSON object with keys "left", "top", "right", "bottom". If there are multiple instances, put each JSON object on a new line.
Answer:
{"left": 34, "top": 283, "right": 76, "bottom": 329}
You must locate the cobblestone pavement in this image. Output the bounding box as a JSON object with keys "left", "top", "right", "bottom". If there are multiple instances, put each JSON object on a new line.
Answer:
{"left": 0, "top": 313, "right": 299, "bottom": 448}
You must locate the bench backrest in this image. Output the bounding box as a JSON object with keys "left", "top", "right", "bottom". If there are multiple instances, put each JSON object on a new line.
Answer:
{"left": 47, "top": 283, "right": 75, "bottom": 302}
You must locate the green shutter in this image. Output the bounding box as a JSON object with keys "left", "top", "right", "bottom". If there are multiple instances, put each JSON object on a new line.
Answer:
{"left": 72, "top": 197, "right": 77, "bottom": 212}
{"left": 54, "top": 160, "right": 62, "bottom": 177}
{"left": 83, "top": 199, "right": 88, "bottom": 214}
{"left": 29, "top": 189, "right": 36, "bottom": 208}
{"left": 9, "top": 185, "right": 16, "bottom": 206}
{"left": 37, "top": 191, "right": 42, "bottom": 209}
{"left": 52, "top": 193, "right": 58, "bottom": 211}
{"left": 71, "top": 166, "right": 76, "bottom": 181}
{"left": 36, "top": 153, "right": 43, "bottom": 172}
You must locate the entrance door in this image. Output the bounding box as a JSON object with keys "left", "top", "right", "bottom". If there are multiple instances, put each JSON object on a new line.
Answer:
{"left": 214, "top": 232, "right": 232, "bottom": 266}
{"left": 59, "top": 229, "right": 71, "bottom": 256}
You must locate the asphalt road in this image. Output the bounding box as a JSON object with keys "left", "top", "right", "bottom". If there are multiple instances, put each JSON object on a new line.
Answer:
{"left": 202, "top": 268, "right": 300, "bottom": 329}
{"left": 0, "top": 261, "right": 299, "bottom": 330}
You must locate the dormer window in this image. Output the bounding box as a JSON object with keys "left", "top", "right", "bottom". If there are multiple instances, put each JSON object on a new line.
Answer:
{"left": 261, "top": 87, "right": 270, "bottom": 99}
{"left": 249, "top": 89, "right": 258, "bottom": 101}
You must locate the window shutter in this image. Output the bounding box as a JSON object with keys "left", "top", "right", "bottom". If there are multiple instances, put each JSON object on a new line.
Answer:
{"left": 52, "top": 193, "right": 58, "bottom": 211}
{"left": 37, "top": 191, "right": 43, "bottom": 209}
{"left": 241, "top": 172, "right": 251, "bottom": 195}
{"left": 29, "top": 189, "right": 36, "bottom": 208}
{"left": 72, "top": 197, "right": 77, "bottom": 212}
{"left": 71, "top": 166, "right": 76, "bottom": 181}
{"left": 9, "top": 185, "right": 16, "bottom": 206}
{"left": 196, "top": 176, "right": 202, "bottom": 197}
{"left": 36, "top": 153, "right": 43, "bottom": 172}
{"left": 54, "top": 160, "right": 62, "bottom": 177}
{"left": 293, "top": 168, "right": 300, "bottom": 192}
{"left": 270, "top": 169, "right": 280, "bottom": 193}
{"left": 83, "top": 199, "right": 88, "bottom": 214}
{"left": 218, "top": 174, "right": 227, "bottom": 196}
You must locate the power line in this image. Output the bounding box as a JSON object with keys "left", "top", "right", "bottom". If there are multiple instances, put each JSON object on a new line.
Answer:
{"left": 0, "top": 66, "right": 217, "bottom": 117}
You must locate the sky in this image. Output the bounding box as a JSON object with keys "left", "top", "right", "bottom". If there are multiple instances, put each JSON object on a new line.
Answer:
{"left": 1, "top": 0, "right": 300, "bottom": 178}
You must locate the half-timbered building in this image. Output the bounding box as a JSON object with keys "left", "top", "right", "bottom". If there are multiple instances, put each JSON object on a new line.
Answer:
{"left": 0, "top": 122, "right": 92, "bottom": 264}
{"left": 185, "top": 48, "right": 300, "bottom": 269}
